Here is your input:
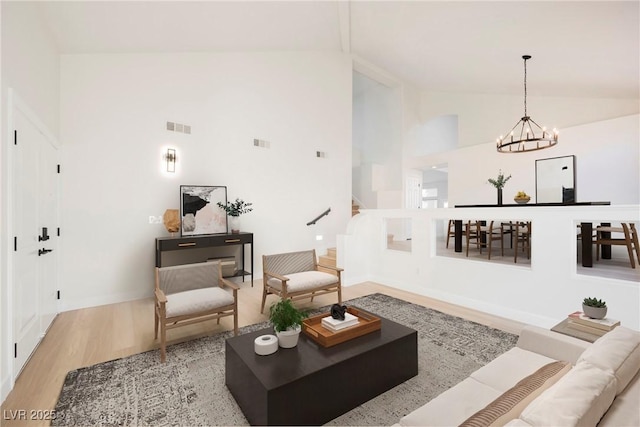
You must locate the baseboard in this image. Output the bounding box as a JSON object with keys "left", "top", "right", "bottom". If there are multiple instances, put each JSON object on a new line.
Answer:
{"left": 59, "top": 289, "right": 152, "bottom": 312}
{"left": 371, "top": 274, "right": 556, "bottom": 330}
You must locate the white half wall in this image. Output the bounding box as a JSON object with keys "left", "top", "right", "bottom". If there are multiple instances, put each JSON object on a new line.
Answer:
{"left": 59, "top": 52, "right": 352, "bottom": 310}
{"left": 342, "top": 206, "right": 640, "bottom": 331}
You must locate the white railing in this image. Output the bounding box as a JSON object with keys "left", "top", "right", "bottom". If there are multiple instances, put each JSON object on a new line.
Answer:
{"left": 338, "top": 205, "right": 640, "bottom": 330}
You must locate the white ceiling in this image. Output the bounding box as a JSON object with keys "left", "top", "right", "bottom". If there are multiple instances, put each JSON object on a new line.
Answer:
{"left": 37, "top": 1, "right": 639, "bottom": 99}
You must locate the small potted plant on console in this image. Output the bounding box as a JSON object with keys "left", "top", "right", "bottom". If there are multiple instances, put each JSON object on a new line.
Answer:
{"left": 583, "top": 297, "right": 607, "bottom": 319}
{"left": 217, "top": 197, "right": 253, "bottom": 234}
{"left": 269, "top": 298, "right": 308, "bottom": 348}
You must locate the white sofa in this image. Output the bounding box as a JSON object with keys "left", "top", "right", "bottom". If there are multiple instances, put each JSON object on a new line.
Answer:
{"left": 397, "top": 325, "right": 640, "bottom": 427}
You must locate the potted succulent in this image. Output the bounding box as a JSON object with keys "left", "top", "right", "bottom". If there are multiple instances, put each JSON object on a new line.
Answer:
{"left": 583, "top": 297, "right": 607, "bottom": 319}
{"left": 217, "top": 198, "right": 253, "bottom": 234}
{"left": 269, "top": 298, "right": 308, "bottom": 348}
{"left": 488, "top": 170, "right": 512, "bottom": 206}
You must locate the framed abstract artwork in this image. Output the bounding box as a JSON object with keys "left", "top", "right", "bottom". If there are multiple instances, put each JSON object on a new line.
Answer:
{"left": 180, "top": 185, "right": 227, "bottom": 236}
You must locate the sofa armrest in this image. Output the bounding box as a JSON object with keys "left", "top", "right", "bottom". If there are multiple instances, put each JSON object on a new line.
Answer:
{"left": 517, "top": 325, "right": 589, "bottom": 364}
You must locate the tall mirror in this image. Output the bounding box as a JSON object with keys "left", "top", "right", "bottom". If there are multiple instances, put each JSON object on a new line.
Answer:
{"left": 535, "top": 155, "right": 576, "bottom": 203}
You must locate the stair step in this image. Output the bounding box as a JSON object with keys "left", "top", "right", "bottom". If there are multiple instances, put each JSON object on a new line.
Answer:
{"left": 318, "top": 248, "right": 337, "bottom": 274}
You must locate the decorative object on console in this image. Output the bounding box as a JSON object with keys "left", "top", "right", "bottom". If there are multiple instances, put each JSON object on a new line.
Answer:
{"left": 217, "top": 197, "right": 253, "bottom": 234}
{"left": 180, "top": 185, "right": 227, "bottom": 236}
{"left": 163, "top": 209, "right": 180, "bottom": 234}
{"left": 582, "top": 297, "right": 607, "bottom": 319}
{"left": 496, "top": 55, "right": 558, "bottom": 153}
{"left": 488, "top": 170, "right": 511, "bottom": 205}
{"left": 514, "top": 191, "right": 531, "bottom": 204}
{"left": 269, "top": 298, "right": 308, "bottom": 348}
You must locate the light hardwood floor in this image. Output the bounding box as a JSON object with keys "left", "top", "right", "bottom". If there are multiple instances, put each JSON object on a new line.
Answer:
{"left": 1, "top": 281, "right": 524, "bottom": 426}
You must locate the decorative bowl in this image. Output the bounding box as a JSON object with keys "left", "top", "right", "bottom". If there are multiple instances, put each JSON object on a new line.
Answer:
{"left": 514, "top": 197, "right": 531, "bottom": 204}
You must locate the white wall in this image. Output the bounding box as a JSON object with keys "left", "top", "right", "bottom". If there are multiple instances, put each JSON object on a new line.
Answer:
{"left": 352, "top": 72, "right": 403, "bottom": 208}
{"left": 410, "top": 115, "right": 639, "bottom": 206}
{"left": 1, "top": 2, "right": 60, "bottom": 402}
{"left": 59, "top": 52, "right": 352, "bottom": 310}
{"left": 420, "top": 90, "right": 639, "bottom": 148}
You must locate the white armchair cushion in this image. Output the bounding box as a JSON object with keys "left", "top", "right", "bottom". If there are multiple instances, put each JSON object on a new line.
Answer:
{"left": 577, "top": 326, "right": 640, "bottom": 394}
{"left": 166, "top": 287, "right": 234, "bottom": 318}
{"left": 267, "top": 271, "right": 338, "bottom": 293}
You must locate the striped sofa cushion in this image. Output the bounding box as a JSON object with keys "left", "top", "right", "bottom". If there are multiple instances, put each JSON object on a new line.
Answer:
{"left": 460, "top": 361, "right": 571, "bottom": 427}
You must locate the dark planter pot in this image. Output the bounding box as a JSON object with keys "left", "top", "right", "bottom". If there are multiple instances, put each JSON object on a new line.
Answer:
{"left": 497, "top": 188, "right": 503, "bottom": 206}
{"left": 583, "top": 304, "right": 607, "bottom": 319}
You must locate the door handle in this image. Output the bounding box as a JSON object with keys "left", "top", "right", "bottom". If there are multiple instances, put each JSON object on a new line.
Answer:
{"left": 39, "top": 227, "right": 50, "bottom": 241}
{"left": 38, "top": 248, "right": 53, "bottom": 256}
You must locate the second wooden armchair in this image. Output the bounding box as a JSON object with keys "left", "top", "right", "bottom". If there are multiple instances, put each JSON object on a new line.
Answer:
{"left": 261, "top": 249, "right": 343, "bottom": 313}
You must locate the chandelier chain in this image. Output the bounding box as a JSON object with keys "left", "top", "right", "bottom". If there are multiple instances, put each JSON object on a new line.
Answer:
{"left": 523, "top": 57, "right": 528, "bottom": 117}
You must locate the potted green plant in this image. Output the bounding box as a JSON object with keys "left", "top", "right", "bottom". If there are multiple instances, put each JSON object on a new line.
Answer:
{"left": 488, "top": 170, "right": 512, "bottom": 206}
{"left": 583, "top": 297, "right": 607, "bottom": 319}
{"left": 269, "top": 298, "right": 308, "bottom": 348}
{"left": 217, "top": 198, "right": 253, "bottom": 234}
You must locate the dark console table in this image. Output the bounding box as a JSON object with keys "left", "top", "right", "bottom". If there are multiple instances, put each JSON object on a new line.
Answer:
{"left": 155, "top": 232, "right": 253, "bottom": 285}
{"left": 225, "top": 314, "right": 418, "bottom": 425}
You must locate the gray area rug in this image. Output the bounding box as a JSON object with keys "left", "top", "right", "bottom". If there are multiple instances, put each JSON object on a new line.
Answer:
{"left": 53, "top": 293, "right": 518, "bottom": 426}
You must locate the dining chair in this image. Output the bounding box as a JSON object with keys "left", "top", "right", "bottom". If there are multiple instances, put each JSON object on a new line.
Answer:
{"left": 465, "top": 220, "right": 483, "bottom": 257}
{"left": 514, "top": 221, "right": 532, "bottom": 263}
{"left": 594, "top": 222, "right": 640, "bottom": 268}
{"left": 446, "top": 220, "right": 456, "bottom": 249}
{"left": 482, "top": 221, "right": 505, "bottom": 260}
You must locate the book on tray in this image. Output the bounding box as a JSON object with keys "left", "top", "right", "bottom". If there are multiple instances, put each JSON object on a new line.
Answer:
{"left": 322, "top": 312, "right": 359, "bottom": 332}
{"left": 567, "top": 311, "right": 620, "bottom": 331}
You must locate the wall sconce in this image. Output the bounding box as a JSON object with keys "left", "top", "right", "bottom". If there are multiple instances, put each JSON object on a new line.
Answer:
{"left": 165, "top": 148, "right": 176, "bottom": 173}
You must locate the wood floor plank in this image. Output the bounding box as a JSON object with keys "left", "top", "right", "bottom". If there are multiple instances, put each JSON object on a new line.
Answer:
{"left": 0, "top": 281, "right": 524, "bottom": 426}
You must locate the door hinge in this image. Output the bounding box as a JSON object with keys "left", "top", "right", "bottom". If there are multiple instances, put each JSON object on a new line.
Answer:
{"left": 14, "top": 130, "right": 17, "bottom": 145}
{"left": 57, "top": 290, "right": 61, "bottom": 300}
{"left": 14, "top": 343, "right": 17, "bottom": 358}
{"left": 57, "top": 164, "right": 61, "bottom": 173}
{"left": 14, "top": 236, "right": 17, "bottom": 251}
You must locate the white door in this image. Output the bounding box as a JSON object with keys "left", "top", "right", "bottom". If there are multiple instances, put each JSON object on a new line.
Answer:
{"left": 405, "top": 170, "right": 422, "bottom": 209}
{"left": 38, "top": 137, "right": 58, "bottom": 331}
{"left": 12, "top": 107, "right": 58, "bottom": 377}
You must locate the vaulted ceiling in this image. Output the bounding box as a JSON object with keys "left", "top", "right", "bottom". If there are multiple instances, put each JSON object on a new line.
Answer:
{"left": 36, "top": 1, "right": 639, "bottom": 99}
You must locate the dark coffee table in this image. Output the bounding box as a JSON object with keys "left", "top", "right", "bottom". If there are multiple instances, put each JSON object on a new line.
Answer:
{"left": 225, "top": 312, "right": 418, "bottom": 426}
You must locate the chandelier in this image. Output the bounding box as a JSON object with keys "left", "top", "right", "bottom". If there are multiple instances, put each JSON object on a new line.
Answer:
{"left": 497, "top": 55, "right": 558, "bottom": 153}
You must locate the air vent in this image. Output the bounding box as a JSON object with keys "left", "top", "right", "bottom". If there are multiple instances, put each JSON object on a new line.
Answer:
{"left": 166, "top": 121, "right": 191, "bottom": 134}
{"left": 253, "top": 139, "right": 271, "bottom": 149}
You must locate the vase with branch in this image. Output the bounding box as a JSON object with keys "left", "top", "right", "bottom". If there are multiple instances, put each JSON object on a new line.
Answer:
{"left": 488, "top": 170, "right": 512, "bottom": 206}
{"left": 217, "top": 198, "right": 253, "bottom": 233}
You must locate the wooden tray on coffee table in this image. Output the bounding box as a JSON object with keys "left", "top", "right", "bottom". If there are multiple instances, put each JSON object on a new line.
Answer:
{"left": 302, "top": 307, "right": 381, "bottom": 347}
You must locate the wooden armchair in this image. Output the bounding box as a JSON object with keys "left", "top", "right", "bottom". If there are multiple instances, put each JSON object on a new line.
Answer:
{"left": 261, "top": 249, "right": 342, "bottom": 313}
{"left": 155, "top": 261, "right": 238, "bottom": 362}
